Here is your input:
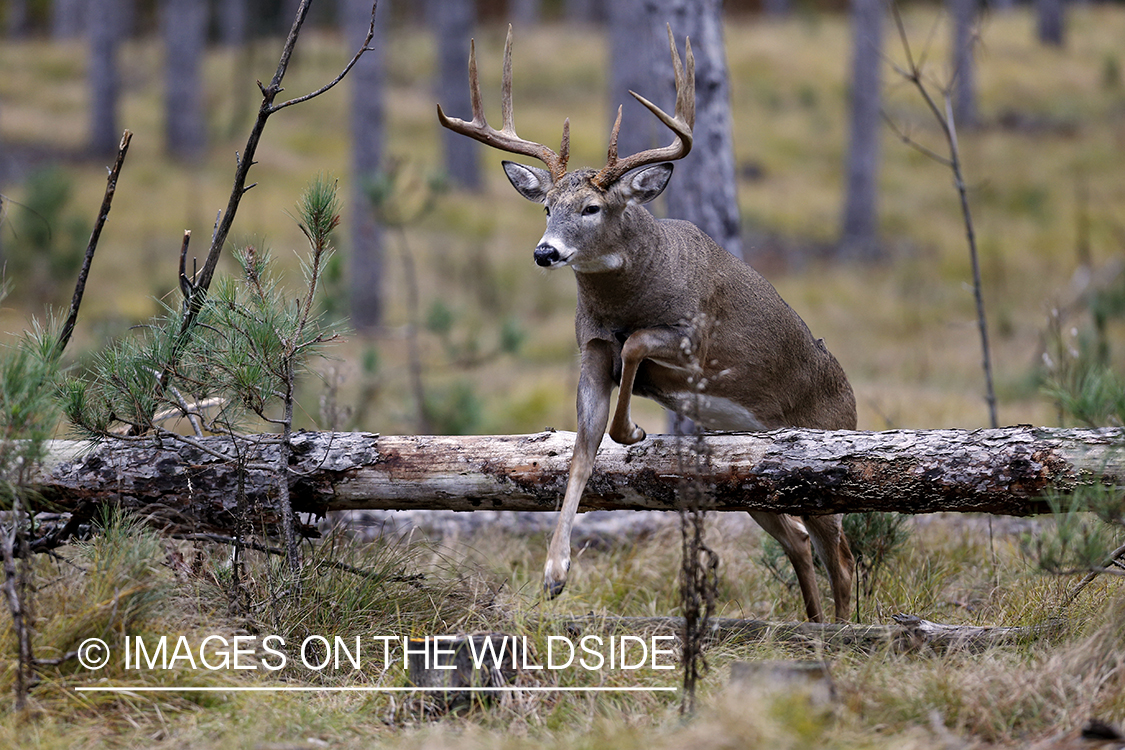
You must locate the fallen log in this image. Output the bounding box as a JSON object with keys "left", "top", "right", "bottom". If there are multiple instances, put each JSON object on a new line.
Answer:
{"left": 28, "top": 427, "right": 1125, "bottom": 535}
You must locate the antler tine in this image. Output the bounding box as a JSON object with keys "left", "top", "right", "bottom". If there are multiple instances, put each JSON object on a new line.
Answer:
{"left": 500, "top": 25, "right": 514, "bottom": 133}
{"left": 436, "top": 25, "right": 569, "bottom": 181}
{"left": 560, "top": 118, "right": 571, "bottom": 171}
{"left": 606, "top": 105, "right": 623, "bottom": 164}
{"left": 669, "top": 26, "right": 695, "bottom": 131}
{"left": 593, "top": 25, "right": 695, "bottom": 190}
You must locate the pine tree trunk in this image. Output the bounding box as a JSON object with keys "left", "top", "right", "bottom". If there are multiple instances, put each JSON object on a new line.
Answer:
{"left": 432, "top": 0, "right": 480, "bottom": 190}
{"left": 1036, "top": 0, "right": 1066, "bottom": 48}
{"left": 162, "top": 0, "right": 208, "bottom": 160}
{"left": 344, "top": 0, "right": 386, "bottom": 330}
{"left": 87, "top": 0, "right": 120, "bottom": 156}
{"left": 839, "top": 0, "right": 884, "bottom": 260}
{"left": 644, "top": 0, "right": 743, "bottom": 260}
{"left": 949, "top": 0, "right": 978, "bottom": 128}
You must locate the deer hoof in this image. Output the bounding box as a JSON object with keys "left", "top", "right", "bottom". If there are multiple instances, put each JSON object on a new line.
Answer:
{"left": 610, "top": 423, "right": 647, "bottom": 445}
{"left": 543, "top": 558, "right": 570, "bottom": 598}
{"left": 544, "top": 578, "right": 567, "bottom": 599}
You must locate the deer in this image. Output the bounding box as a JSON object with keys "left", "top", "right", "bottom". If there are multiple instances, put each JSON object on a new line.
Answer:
{"left": 437, "top": 26, "right": 856, "bottom": 622}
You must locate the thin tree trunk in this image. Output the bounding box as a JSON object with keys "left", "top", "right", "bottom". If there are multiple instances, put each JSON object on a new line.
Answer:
{"left": 609, "top": 0, "right": 657, "bottom": 161}
{"left": 1036, "top": 0, "right": 1066, "bottom": 47}
{"left": 644, "top": 0, "right": 743, "bottom": 261}
{"left": 6, "top": 0, "right": 29, "bottom": 37}
{"left": 839, "top": 0, "right": 884, "bottom": 260}
{"left": 432, "top": 0, "right": 480, "bottom": 189}
{"left": 162, "top": 0, "right": 209, "bottom": 160}
{"left": 762, "top": 0, "right": 791, "bottom": 17}
{"left": 54, "top": 0, "right": 86, "bottom": 39}
{"left": 510, "top": 0, "right": 542, "bottom": 26}
{"left": 344, "top": 0, "right": 386, "bottom": 330}
{"left": 564, "top": 0, "right": 603, "bottom": 25}
{"left": 87, "top": 0, "right": 120, "bottom": 156}
{"left": 27, "top": 427, "right": 1125, "bottom": 533}
{"left": 1, "top": 494, "right": 32, "bottom": 711}
{"left": 219, "top": 0, "right": 249, "bottom": 47}
{"left": 949, "top": 0, "right": 978, "bottom": 128}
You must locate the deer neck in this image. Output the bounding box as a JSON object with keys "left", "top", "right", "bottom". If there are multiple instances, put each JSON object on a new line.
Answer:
{"left": 573, "top": 207, "right": 687, "bottom": 331}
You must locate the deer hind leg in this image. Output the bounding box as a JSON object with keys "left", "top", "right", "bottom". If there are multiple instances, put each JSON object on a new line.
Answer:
{"left": 609, "top": 327, "right": 690, "bottom": 445}
{"left": 544, "top": 340, "right": 614, "bottom": 599}
{"left": 749, "top": 511, "right": 825, "bottom": 623}
{"left": 804, "top": 513, "right": 854, "bottom": 622}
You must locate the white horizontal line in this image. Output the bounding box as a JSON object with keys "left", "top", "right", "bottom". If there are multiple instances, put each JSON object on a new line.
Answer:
{"left": 74, "top": 685, "right": 677, "bottom": 693}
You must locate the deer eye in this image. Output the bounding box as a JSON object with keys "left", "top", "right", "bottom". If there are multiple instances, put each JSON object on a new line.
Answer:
{"left": 544, "top": 206, "right": 551, "bottom": 217}
{"left": 582, "top": 205, "right": 601, "bottom": 216}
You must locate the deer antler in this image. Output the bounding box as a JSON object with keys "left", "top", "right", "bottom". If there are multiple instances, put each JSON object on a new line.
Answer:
{"left": 437, "top": 25, "right": 570, "bottom": 182}
{"left": 593, "top": 25, "right": 695, "bottom": 190}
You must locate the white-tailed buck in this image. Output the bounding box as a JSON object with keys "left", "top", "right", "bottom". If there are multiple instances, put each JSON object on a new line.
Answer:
{"left": 438, "top": 26, "right": 856, "bottom": 622}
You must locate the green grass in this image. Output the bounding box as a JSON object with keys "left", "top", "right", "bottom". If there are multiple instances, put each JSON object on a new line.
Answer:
{"left": 3, "top": 4, "right": 1125, "bottom": 747}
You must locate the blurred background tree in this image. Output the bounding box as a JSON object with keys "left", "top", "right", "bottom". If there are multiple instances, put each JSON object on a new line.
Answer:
{"left": 839, "top": 0, "right": 884, "bottom": 260}
{"left": 162, "top": 0, "right": 207, "bottom": 160}
{"left": 344, "top": 0, "right": 387, "bottom": 330}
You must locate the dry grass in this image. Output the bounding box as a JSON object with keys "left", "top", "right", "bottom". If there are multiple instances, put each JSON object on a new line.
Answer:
{"left": 2, "top": 4, "right": 1125, "bottom": 748}
{"left": 2, "top": 510, "right": 1122, "bottom": 749}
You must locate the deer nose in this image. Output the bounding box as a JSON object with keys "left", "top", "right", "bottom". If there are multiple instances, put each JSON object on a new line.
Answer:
{"left": 534, "top": 244, "right": 561, "bottom": 267}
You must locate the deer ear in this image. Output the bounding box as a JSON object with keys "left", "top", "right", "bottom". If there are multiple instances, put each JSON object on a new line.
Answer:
{"left": 619, "top": 163, "right": 673, "bottom": 205}
{"left": 502, "top": 161, "right": 552, "bottom": 203}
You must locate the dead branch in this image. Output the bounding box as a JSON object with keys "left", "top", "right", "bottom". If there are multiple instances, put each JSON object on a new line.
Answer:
{"left": 55, "top": 129, "right": 132, "bottom": 356}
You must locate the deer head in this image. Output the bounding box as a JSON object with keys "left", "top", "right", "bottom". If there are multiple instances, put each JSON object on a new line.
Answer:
{"left": 437, "top": 24, "right": 695, "bottom": 273}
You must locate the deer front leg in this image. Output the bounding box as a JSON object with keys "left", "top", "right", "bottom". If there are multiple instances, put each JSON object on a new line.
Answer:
{"left": 544, "top": 339, "right": 614, "bottom": 599}
{"left": 609, "top": 327, "right": 691, "bottom": 445}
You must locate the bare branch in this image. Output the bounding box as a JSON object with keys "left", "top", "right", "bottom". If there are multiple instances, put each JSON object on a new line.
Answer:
{"left": 178, "top": 230, "right": 193, "bottom": 302}
{"left": 881, "top": 110, "right": 953, "bottom": 167}
{"left": 272, "top": 3, "right": 380, "bottom": 112}
{"left": 56, "top": 129, "right": 132, "bottom": 357}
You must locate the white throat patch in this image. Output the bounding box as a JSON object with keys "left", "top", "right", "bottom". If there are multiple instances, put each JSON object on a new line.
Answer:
{"left": 571, "top": 253, "right": 624, "bottom": 274}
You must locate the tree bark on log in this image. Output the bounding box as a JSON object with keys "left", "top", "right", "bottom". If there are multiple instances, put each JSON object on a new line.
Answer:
{"left": 27, "top": 427, "right": 1125, "bottom": 535}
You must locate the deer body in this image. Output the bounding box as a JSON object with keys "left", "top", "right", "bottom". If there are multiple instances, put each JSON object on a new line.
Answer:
{"left": 439, "top": 27, "right": 856, "bottom": 622}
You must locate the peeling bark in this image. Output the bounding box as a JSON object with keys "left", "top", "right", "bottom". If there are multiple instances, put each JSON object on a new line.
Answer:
{"left": 28, "top": 427, "right": 1124, "bottom": 535}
